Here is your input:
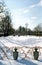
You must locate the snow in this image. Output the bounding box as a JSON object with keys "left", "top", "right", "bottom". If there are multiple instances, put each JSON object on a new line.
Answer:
{"left": 0, "top": 59, "right": 42, "bottom": 65}
{"left": 0, "top": 35, "right": 41, "bottom": 47}
{"left": 0, "top": 35, "right": 42, "bottom": 65}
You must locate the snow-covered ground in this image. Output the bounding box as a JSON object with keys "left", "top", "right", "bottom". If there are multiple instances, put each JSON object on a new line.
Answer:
{"left": 0, "top": 35, "right": 42, "bottom": 47}
{"left": 0, "top": 35, "right": 42, "bottom": 65}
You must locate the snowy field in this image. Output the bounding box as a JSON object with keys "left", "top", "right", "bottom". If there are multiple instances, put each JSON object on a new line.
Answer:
{"left": 0, "top": 35, "right": 42, "bottom": 65}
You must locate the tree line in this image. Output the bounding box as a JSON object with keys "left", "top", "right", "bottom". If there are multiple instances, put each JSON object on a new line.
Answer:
{"left": 13, "top": 25, "right": 42, "bottom": 36}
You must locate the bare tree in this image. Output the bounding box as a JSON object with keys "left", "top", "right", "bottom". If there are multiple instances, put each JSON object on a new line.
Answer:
{"left": 25, "top": 23, "right": 28, "bottom": 31}
{"left": 0, "top": 0, "right": 12, "bottom": 36}
{"left": 34, "top": 23, "right": 42, "bottom": 31}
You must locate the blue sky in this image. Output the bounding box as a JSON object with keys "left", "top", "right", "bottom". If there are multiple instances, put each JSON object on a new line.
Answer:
{"left": 4, "top": 0, "right": 42, "bottom": 30}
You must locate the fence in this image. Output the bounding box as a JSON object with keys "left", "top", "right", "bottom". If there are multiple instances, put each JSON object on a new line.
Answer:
{"left": 10, "top": 46, "right": 42, "bottom": 60}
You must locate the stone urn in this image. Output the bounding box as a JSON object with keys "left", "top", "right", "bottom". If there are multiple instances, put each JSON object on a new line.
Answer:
{"left": 33, "top": 48, "right": 39, "bottom": 60}
{"left": 13, "top": 48, "right": 18, "bottom": 60}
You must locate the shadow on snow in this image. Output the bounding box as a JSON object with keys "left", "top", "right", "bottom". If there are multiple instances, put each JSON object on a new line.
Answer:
{"left": 38, "top": 60, "right": 42, "bottom": 62}
{"left": 17, "top": 59, "right": 37, "bottom": 65}
{"left": 0, "top": 62, "right": 4, "bottom": 65}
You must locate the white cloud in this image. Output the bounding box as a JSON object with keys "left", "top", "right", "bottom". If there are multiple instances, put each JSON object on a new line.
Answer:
{"left": 29, "top": 4, "right": 36, "bottom": 8}
{"left": 11, "top": 5, "right": 38, "bottom": 29}
{"left": 15, "top": 8, "right": 29, "bottom": 15}
{"left": 38, "top": 0, "right": 42, "bottom": 6}
{"left": 31, "top": 17, "right": 37, "bottom": 20}
{"left": 23, "top": 9, "right": 29, "bottom": 13}
{"left": 29, "top": 0, "right": 42, "bottom": 9}
{"left": 11, "top": 9, "right": 38, "bottom": 30}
